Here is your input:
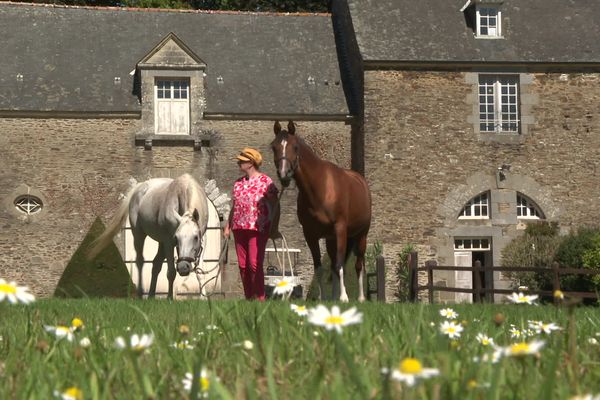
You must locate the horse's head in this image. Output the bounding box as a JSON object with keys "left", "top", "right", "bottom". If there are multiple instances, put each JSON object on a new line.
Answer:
{"left": 271, "top": 120, "right": 299, "bottom": 187}
{"left": 174, "top": 208, "right": 203, "bottom": 276}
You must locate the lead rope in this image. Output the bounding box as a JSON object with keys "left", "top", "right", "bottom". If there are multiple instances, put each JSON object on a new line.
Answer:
{"left": 190, "top": 234, "right": 229, "bottom": 299}
{"left": 268, "top": 186, "right": 297, "bottom": 300}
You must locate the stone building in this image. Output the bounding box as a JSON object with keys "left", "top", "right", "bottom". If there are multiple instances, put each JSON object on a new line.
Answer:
{"left": 2, "top": 1, "right": 599, "bottom": 302}
{"left": 335, "top": 0, "right": 600, "bottom": 301}
{"left": 0, "top": 2, "right": 352, "bottom": 298}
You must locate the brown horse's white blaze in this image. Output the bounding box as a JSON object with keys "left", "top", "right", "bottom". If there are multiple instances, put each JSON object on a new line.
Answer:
{"left": 271, "top": 121, "right": 372, "bottom": 302}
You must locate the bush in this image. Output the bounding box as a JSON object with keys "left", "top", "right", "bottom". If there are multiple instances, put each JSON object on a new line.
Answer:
{"left": 395, "top": 244, "right": 415, "bottom": 302}
{"left": 555, "top": 226, "right": 600, "bottom": 296}
{"left": 501, "top": 222, "right": 562, "bottom": 291}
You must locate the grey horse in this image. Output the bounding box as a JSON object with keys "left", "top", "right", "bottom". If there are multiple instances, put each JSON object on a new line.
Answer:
{"left": 89, "top": 174, "right": 209, "bottom": 299}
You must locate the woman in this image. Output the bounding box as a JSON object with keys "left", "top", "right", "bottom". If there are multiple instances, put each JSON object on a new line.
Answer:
{"left": 224, "top": 147, "right": 279, "bottom": 300}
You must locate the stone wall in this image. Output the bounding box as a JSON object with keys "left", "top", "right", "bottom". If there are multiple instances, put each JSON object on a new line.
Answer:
{"left": 0, "top": 118, "right": 351, "bottom": 297}
{"left": 363, "top": 71, "right": 600, "bottom": 302}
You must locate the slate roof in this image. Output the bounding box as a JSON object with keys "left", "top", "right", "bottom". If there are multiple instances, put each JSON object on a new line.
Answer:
{"left": 347, "top": 0, "right": 600, "bottom": 64}
{"left": 0, "top": 3, "right": 349, "bottom": 116}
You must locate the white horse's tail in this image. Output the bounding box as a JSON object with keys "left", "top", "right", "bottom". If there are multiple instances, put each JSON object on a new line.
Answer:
{"left": 87, "top": 184, "right": 138, "bottom": 259}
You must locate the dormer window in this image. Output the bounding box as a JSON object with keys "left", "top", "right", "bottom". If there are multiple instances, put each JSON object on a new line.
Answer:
{"left": 477, "top": 6, "right": 501, "bottom": 38}
{"left": 461, "top": 1, "right": 503, "bottom": 39}
{"left": 136, "top": 32, "right": 208, "bottom": 149}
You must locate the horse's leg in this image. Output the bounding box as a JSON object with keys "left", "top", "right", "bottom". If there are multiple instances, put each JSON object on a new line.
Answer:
{"left": 194, "top": 234, "right": 208, "bottom": 298}
{"left": 304, "top": 231, "right": 324, "bottom": 300}
{"left": 325, "top": 238, "right": 340, "bottom": 301}
{"left": 148, "top": 243, "right": 165, "bottom": 299}
{"left": 165, "top": 244, "right": 177, "bottom": 300}
{"left": 133, "top": 231, "right": 146, "bottom": 298}
{"left": 355, "top": 232, "right": 368, "bottom": 303}
{"left": 333, "top": 223, "right": 349, "bottom": 303}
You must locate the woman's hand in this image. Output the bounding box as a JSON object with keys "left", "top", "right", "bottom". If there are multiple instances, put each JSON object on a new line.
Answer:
{"left": 223, "top": 224, "right": 231, "bottom": 239}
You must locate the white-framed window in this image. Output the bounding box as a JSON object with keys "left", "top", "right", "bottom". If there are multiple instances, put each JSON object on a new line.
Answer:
{"left": 479, "top": 75, "right": 520, "bottom": 133}
{"left": 516, "top": 193, "right": 544, "bottom": 219}
{"left": 14, "top": 195, "right": 43, "bottom": 215}
{"left": 459, "top": 192, "right": 490, "bottom": 219}
{"left": 155, "top": 78, "right": 190, "bottom": 135}
{"left": 476, "top": 6, "right": 501, "bottom": 37}
{"left": 454, "top": 238, "right": 491, "bottom": 250}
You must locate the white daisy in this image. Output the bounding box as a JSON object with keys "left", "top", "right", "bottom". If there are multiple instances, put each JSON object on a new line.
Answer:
{"left": 53, "top": 386, "right": 83, "bottom": 400}
{"left": 0, "top": 279, "right": 35, "bottom": 304}
{"left": 382, "top": 357, "right": 439, "bottom": 387}
{"left": 71, "top": 318, "right": 84, "bottom": 332}
{"left": 290, "top": 304, "right": 308, "bottom": 316}
{"left": 473, "top": 347, "right": 503, "bottom": 364}
{"left": 475, "top": 333, "right": 494, "bottom": 346}
{"left": 439, "top": 320, "right": 463, "bottom": 339}
{"left": 171, "top": 340, "right": 194, "bottom": 350}
{"left": 509, "top": 325, "right": 522, "bottom": 338}
{"left": 570, "top": 394, "right": 600, "bottom": 400}
{"left": 273, "top": 278, "right": 294, "bottom": 296}
{"left": 114, "top": 333, "right": 154, "bottom": 352}
{"left": 506, "top": 292, "right": 538, "bottom": 305}
{"left": 307, "top": 305, "right": 363, "bottom": 334}
{"left": 182, "top": 368, "right": 216, "bottom": 398}
{"left": 501, "top": 340, "right": 545, "bottom": 357}
{"left": 79, "top": 337, "right": 91, "bottom": 348}
{"left": 439, "top": 308, "right": 458, "bottom": 319}
{"left": 44, "top": 325, "right": 75, "bottom": 342}
{"left": 528, "top": 320, "right": 561, "bottom": 335}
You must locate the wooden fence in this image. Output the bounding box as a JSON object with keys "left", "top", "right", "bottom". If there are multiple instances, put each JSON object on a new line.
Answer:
{"left": 366, "top": 255, "right": 386, "bottom": 301}
{"left": 407, "top": 251, "right": 600, "bottom": 304}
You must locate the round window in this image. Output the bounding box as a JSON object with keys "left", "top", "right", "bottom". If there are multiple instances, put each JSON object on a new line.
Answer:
{"left": 14, "top": 195, "right": 43, "bottom": 215}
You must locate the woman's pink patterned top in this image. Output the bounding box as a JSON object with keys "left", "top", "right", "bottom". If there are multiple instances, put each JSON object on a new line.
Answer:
{"left": 231, "top": 174, "right": 278, "bottom": 232}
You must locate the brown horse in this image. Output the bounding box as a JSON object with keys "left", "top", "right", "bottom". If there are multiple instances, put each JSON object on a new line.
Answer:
{"left": 271, "top": 121, "right": 372, "bottom": 302}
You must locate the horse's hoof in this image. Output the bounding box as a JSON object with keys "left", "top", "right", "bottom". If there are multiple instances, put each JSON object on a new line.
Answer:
{"left": 339, "top": 295, "right": 349, "bottom": 303}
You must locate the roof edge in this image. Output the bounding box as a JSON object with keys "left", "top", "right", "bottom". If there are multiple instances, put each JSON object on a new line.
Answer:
{"left": 364, "top": 60, "right": 600, "bottom": 71}
{"left": 0, "top": 1, "right": 331, "bottom": 17}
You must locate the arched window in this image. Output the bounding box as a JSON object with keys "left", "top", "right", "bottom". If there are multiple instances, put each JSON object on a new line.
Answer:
{"left": 14, "top": 195, "right": 43, "bottom": 215}
{"left": 458, "top": 192, "right": 490, "bottom": 219}
{"left": 516, "top": 193, "right": 544, "bottom": 219}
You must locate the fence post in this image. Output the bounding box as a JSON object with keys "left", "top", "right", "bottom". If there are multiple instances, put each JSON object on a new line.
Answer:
{"left": 425, "top": 260, "right": 436, "bottom": 304}
{"left": 552, "top": 261, "right": 561, "bottom": 305}
{"left": 408, "top": 251, "right": 418, "bottom": 302}
{"left": 376, "top": 255, "right": 386, "bottom": 302}
{"left": 473, "top": 260, "right": 482, "bottom": 303}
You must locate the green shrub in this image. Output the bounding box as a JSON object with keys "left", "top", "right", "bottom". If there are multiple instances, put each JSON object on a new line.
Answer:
{"left": 554, "top": 226, "right": 600, "bottom": 297}
{"left": 395, "top": 244, "right": 415, "bottom": 302}
{"left": 501, "top": 222, "right": 562, "bottom": 291}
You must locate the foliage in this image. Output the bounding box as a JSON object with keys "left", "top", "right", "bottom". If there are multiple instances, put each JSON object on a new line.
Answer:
{"left": 364, "top": 240, "right": 382, "bottom": 275}
{"left": 501, "top": 223, "right": 562, "bottom": 291}
{"left": 554, "top": 226, "right": 600, "bottom": 296}
{"left": 395, "top": 244, "right": 415, "bottom": 302}
{"left": 10, "top": 0, "right": 330, "bottom": 12}
{"left": 582, "top": 234, "right": 600, "bottom": 288}
{"left": 54, "top": 217, "right": 136, "bottom": 298}
{"left": 2, "top": 299, "right": 600, "bottom": 399}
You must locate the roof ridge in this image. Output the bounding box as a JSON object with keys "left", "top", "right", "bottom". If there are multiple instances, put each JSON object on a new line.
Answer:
{"left": 0, "top": 1, "right": 331, "bottom": 17}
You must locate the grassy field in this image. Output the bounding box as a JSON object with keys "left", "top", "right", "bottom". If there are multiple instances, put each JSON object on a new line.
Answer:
{"left": 1, "top": 299, "right": 600, "bottom": 399}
